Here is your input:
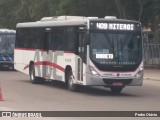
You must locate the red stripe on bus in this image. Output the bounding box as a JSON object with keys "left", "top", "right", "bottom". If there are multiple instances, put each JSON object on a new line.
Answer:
{"left": 24, "top": 61, "right": 65, "bottom": 72}
{"left": 35, "top": 61, "right": 65, "bottom": 72}
{"left": 15, "top": 48, "right": 45, "bottom": 51}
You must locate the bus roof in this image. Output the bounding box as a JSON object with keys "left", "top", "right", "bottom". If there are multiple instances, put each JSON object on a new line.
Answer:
{"left": 16, "top": 16, "right": 140, "bottom": 28}
{"left": 0, "top": 29, "right": 16, "bottom": 34}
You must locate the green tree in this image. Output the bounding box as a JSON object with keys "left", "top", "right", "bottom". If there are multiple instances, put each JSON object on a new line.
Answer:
{"left": 0, "top": 0, "right": 159, "bottom": 31}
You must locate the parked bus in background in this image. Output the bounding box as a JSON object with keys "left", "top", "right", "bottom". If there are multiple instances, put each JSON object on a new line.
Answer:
{"left": 0, "top": 29, "right": 16, "bottom": 70}
{"left": 15, "top": 16, "right": 143, "bottom": 93}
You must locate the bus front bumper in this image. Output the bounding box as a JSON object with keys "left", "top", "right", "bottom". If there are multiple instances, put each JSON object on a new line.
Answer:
{"left": 0, "top": 61, "right": 14, "bottom": 68}
{"left": 85, "top": 73, "right": 143, "bottom": 87}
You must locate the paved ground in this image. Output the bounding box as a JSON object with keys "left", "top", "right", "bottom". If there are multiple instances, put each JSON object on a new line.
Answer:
{"left": 144, "top": 68, "right": 160, "bottom": 81}
{"left": 0, "top": 69, "right": 160, "bottom": 120}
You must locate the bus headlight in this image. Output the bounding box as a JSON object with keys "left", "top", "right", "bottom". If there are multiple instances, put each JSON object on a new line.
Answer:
{"left": 135, "top": 67, "right": 143, "bottom": 77}
{"left": 89, "top": 66, "right": 100, "bottom": 76}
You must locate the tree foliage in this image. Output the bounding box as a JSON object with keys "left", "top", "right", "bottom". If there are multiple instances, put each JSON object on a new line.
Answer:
{"left": 0, "top": 0, "right": 159, "bottom": 32}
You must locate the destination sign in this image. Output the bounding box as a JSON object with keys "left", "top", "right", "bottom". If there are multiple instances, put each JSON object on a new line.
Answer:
{"left": 90, "top": 22, "right": 141, "bottom": 31}
{"left": 96, "top": 23, "right": 134, "bottom": 30}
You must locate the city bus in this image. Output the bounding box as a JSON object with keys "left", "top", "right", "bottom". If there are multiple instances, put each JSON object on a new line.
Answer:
{"left": 0, "top": 29, "right": 16, "bottom": 70}
{"left": 15, "top": 16, "right": 143, "bottom": 93}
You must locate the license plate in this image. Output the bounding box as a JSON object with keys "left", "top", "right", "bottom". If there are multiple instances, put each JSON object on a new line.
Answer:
{"left": 112, "top": 82, "right": 123, "bottom": 86}
{"left": 3, "top": 65, "right": 9, "bottom": 67}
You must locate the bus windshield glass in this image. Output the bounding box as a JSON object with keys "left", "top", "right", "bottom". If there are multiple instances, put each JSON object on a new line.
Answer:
{"left": 0, "top": 34, "right": 15, "bottom": 55}
{"left": 90, "top": 31, "right": 142, "bottom": 71}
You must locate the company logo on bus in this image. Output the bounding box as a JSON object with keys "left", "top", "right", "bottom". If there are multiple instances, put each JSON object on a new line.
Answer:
{"left": 117, "top": 73, "right": 120, "bottom": 77}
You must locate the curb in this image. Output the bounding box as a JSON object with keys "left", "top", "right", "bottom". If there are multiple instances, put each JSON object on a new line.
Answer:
{"left": 144, "top": 77, "right": 160, "bottom": 81}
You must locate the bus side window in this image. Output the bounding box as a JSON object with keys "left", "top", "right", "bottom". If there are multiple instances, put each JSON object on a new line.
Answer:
{"left": 35, "top": 28, "right": 45, "bottom": 50}
{"left": 66, "top": 27, "right": 76, "bottom": 51}
{"left": 16, "top": 29, "right": 24, "bottom": 48}
{"left": 44, "top": 30, "right": 51, "bottom": 51}
{"left": 51, "top": 28, "right": 64, "bottom": 50}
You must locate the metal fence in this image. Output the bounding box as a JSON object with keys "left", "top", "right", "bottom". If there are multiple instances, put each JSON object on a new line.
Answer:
{"left": 144, "top": 44, "right": 160, "bottom": 68}
{"left": 142, "top": 31, "right": 160, "bottom": 68}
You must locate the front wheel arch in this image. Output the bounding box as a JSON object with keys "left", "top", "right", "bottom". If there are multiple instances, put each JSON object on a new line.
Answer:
{"left": 65, "top": 68, "right": 77, "bottom": 91}
{"left": 65, "top": 65, "right": 72, "bottom": 84}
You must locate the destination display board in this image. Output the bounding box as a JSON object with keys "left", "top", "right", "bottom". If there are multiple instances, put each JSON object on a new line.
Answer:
{"left": 90, "top": 21, "right": 141, "bottom": 31}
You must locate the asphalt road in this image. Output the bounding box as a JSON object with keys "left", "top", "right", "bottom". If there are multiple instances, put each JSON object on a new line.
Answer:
{"left": 0, "top": 70, "right": 160, "bottom": 120}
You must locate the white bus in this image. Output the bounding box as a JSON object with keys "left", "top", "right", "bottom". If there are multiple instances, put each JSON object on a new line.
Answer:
{"left": 0, "top": 29, "right": 16, "bottom": 70}
{"left": 15, "top": 16, "right": 143, "bottom": 93}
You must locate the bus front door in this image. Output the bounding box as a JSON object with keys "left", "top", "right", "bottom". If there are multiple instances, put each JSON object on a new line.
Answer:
{"left": 77, "top": 32, "right": 87, "bottom": 83}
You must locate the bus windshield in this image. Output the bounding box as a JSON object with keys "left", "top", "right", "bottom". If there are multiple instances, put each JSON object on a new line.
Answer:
{"left": 0, "top": 34, "right": 15, "bottom": 55}
{"left": 90, "top": 31, "right": 142, "bottom": 71}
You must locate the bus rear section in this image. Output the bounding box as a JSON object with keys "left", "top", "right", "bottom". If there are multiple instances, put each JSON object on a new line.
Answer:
{"left": 0, "top": 29, "right": 16, "bottom": 70}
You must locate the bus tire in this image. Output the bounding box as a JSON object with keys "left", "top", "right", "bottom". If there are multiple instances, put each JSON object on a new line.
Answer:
{"left": 29, "top": 64, "right": 41, "bottom": 84}
{"left": 67, "top": 71, "right": 77, "bottom": 91}
{"left": 110, "top": 87, "right": 123, "bottom": 94}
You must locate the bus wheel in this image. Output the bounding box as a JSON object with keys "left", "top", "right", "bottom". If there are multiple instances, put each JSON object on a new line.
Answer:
{"left": 29, "top": 64, "right": 39, "bottom": 84}
{"left": 67, "top": 71, "right": 77, "bottom": 91}
{"left": 110, "top": 87, "right": 123, "bottom": 94}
